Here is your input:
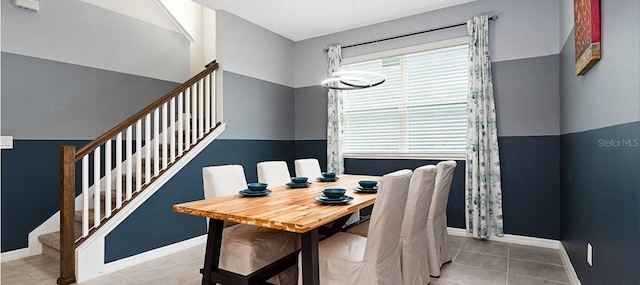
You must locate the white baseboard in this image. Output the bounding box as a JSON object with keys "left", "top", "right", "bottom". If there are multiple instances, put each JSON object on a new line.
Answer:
{"left": 447, "top": 227, "right": 561, "bottom": 249}
{"left": 559, "top": 243, "right": 582, "bottom": 285}
{"left": 1, "top": 248, "right": 30, "bottom": 262}
{"left": 103, "top": 234, "right": 207, "bottom": 274}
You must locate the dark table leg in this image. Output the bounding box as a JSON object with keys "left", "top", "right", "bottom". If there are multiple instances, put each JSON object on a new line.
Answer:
{"left": 301, "top": 229, "right": 320, "bottom": 285}
{"left": 202, "top": 219, "right": 224, "bottom": 285}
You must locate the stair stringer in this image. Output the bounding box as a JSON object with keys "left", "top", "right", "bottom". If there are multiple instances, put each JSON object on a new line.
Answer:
{"left": 75, "top": 123, "right": 225, "bottom": 283}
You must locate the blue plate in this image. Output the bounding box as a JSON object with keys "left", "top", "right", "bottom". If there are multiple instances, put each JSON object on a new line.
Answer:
{"left": 315, "top": 195, "right": 353, "bottom": 204}
{"left": 316, "top": 177, "right": 340, "bottom": 182}
{"left": 286, "top": 182, "right": 312, "bottom": 188}
{"left": 353, "top": 186, "right": 378, "bottom": 193}
{"left": 239, "top": 189, "right": 272, "bottom": 197}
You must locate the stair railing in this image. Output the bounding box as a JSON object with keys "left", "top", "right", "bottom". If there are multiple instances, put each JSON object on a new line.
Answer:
{"left": 58, "top": 61, "right": 220, "bottom": 285}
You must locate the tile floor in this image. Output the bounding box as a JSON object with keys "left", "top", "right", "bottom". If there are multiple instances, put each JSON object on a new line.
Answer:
{"left": 1, "top": 235, "right": 571, "bottom": 285}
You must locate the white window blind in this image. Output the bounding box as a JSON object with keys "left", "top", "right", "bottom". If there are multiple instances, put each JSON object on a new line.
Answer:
{"left": 342, "top": 43, "right": 469, "bottom": 159}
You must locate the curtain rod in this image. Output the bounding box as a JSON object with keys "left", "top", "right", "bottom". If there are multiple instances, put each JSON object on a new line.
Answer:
{"left": 322, "top": 15, "right": 498, "bottom": 53}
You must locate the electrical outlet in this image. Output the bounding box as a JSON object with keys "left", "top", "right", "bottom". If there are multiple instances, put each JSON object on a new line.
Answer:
{"left": 587, "top": 243, "right": 593, "bottom": 266}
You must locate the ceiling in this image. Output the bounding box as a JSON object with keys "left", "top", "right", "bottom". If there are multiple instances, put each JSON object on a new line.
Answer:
{"left": 194, "top": 0, "right": 476, "bottom": 41}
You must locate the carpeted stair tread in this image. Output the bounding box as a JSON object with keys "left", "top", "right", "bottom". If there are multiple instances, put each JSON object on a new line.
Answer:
{"left": 38, "top": 232, "right": 61, "bottom": 251}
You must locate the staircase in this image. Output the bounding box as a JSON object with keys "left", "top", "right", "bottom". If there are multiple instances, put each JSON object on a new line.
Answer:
{"left": 41, "top": 61, "right": 222, "bottom": 285}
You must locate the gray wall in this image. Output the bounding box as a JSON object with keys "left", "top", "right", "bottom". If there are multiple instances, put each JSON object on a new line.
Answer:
{"left": 559, "top": 0, "right": 640, "bottom": 134}
{"left": 220, "top": 71, "right": 295, "bottom": 140}
{"left": 559, "top": 0, "right": 640, "bottom": 284}
{"left": 216, "top": 11, "right": 295, "bottom": 88}
{"left": 294, "top": 0, "right": 560, "bottom": 89}
{"left": 294, "top": 0, "right": 562, "bottom": 140}
{"left": 294, "top": 85, "right": 327, "bottom": 140}
{"left": 216, "top": 11, "right": 297, "bottom": 141}
{"left": 1, "top": 0, "right": 189, "bottom": 83}
{"left": 1, "top": 0, "right": 190, "bottom": 251}
{"left": 1, "top": 52, "right": 179, "bottom": 140}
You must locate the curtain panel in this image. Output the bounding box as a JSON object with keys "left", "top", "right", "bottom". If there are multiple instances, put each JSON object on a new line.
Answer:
{"left": 326, "top": 45, "right": 344, "bottom": 174}
{"left": 465, "top": 15, "right": 504, "bottom": 238}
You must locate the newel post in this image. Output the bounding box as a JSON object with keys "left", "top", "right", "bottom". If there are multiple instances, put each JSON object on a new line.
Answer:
{"left": 58, "top": 145, "right": 76, "bottom": 285}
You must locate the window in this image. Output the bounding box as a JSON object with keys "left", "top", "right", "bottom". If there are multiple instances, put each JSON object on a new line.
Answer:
{"left": 341, "top": 38, "right": 469, "bottom": 159}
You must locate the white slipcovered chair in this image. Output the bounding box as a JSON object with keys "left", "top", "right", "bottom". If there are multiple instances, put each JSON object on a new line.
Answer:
{"left": 257, "top": 161, "right": 292, "bottom": 187}
{"left": 400, "top": 165, "right": 437, "bottom": 285}
{"left": 344, "top": 165, "right": 439, "bottom": 284}
{"left": 298, "top": 169, "right": 413, "bottom": 285}
{"left": 426, "top": 160, "right": 457, "bottom": 277}
{"left": 202, "top": 165, "right": 298, "bottom": 285}
{"left": 294, "top": 158, "right": 322, "bottom": 179}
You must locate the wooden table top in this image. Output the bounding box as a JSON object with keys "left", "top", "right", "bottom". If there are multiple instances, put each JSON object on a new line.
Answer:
{"left": 173, "top": 174, "right": 380, "bottom": 233}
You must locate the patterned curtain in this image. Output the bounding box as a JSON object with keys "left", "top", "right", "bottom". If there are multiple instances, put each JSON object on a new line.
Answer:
{"left": 465, "top": 16, "right": 504, "bottom": 238}
{"left": 326, "top": 45, "right": 344, "bottom": 174}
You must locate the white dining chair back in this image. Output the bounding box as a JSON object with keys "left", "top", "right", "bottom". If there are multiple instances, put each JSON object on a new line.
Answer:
{"left": 362, "top": 169, "right": 413, "bottom": 282}
{"left": 257, "top": 161, "right": 292, "bottom": 187}
{"left": 202, "top": 165, "right": 247, "bottom": 198}
{"left": 294, "top": 158, "right": 322, "bottom": 179}
{"left": 400, "top": 165, "right": 437, "bottom": 285}
{"left": 202, "top": 164, "right": 298, "bottom": 285}
{"left": 299, "top": 169, "right": 412, "bottom": 285}
{"left": 425, "top": 160, "right": 457, "bottom": 277}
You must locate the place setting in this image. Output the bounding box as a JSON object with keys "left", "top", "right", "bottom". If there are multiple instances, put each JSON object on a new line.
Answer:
{"left": 316, "top": 171, "right": 340, "bottom": 182}
{"left": 239, "top": 182, "right": 272, "bottom": 197}
{"left": 315, "top": 188, "right": 353, "bottom": 205}
{"left": 286, "top": 176, "right": 312, "bottom": 188}
{"left": 353, "top": 180, "right": 379, "bottom": 193}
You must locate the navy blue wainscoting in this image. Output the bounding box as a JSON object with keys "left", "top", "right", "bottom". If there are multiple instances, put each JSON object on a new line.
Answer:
{"left": 560, "top": 122, "right": 640, "bottom": 285}
{"left": 295, "top": 135, "right": 561, "bottom": 239}
{"left": 105, "top": 139, "right": 296, "bottom": 262}
{"left": 1, "top": 140, "right": 89, "bottom": 252}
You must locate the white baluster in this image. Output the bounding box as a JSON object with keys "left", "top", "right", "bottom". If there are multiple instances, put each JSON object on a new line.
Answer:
{"left": 212, "top": 70, "right": 217, "bottom": 125}
{"left": 178, "top": 93, "right": 184, "bottom": 156}
{"left": 191, "top": 84, "right": 197, "bottom": 143}
{"left": 198, "top": 79, "right": 204, "bottom": 138}
{"left": 162, "top": 102, "right": 168, "bottom": 169}
{"left": 115, "top": 133, "right": 122, "bottom": 208}
{"left": 136, "top": 120, "right": 142, "bottom": 191}
{"left": 170, "top": 98, "right": 176, "bottom": 163}
{"left": 126, "top": 126, "right": 133, "bottom": 200}
{"left": 93, "top": 147, "right": 101, "bottom": 227}
{"left": 205, "top": 74, "right": 211, "bottom": 131}
{"left": 184, "top": 88, "right": 191, "bottom": 149}
{"left": 82, "top": 156, "right": 89, "bottom": 237}
{"left": 154, "top": 108, "right": 160, "bottom": 176}
{"left": 145, "top": 114, "right": 151, "bottom": 184}
{"left": 105, "top": 141, "right": 112, "bottom": 217}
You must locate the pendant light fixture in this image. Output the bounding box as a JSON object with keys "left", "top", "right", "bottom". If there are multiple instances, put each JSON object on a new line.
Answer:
{"left": 321, "top": 71, "right": 386, "bottom": 90}
{"left": 321, "top": 0, "right": 386, "bottom": 90}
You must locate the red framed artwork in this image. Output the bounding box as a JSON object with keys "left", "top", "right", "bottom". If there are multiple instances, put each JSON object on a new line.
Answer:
{"left": 574, "top": 0, "right": 601, "bottom": 75}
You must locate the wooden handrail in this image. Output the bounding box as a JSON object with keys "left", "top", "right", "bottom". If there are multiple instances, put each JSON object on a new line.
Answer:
{"left": 75, "top": 61, "right": 218, "bottom": 160}
{"left": 58, "top": 60, "right": 220, "bottom": 285}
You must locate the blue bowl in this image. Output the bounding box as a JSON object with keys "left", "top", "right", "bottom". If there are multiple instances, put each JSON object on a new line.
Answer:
{"left": 358, "top": 180, "right": 378, "bottom": 189}
{"left": 321, "top": 172, "right": 336, "bottom": 179}
{"left": 291, "top": 177, "right": 308, "bottom": 184}
{"left": 247, "top": 182, "right": 268, "bottom": 192}
{"left": 322, "top": 188, "right": 346, "bottom": 199}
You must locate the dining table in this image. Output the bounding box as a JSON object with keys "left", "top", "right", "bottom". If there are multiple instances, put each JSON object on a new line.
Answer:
{"left": 173, "top": 174, "right": 380, "bottom": 285}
